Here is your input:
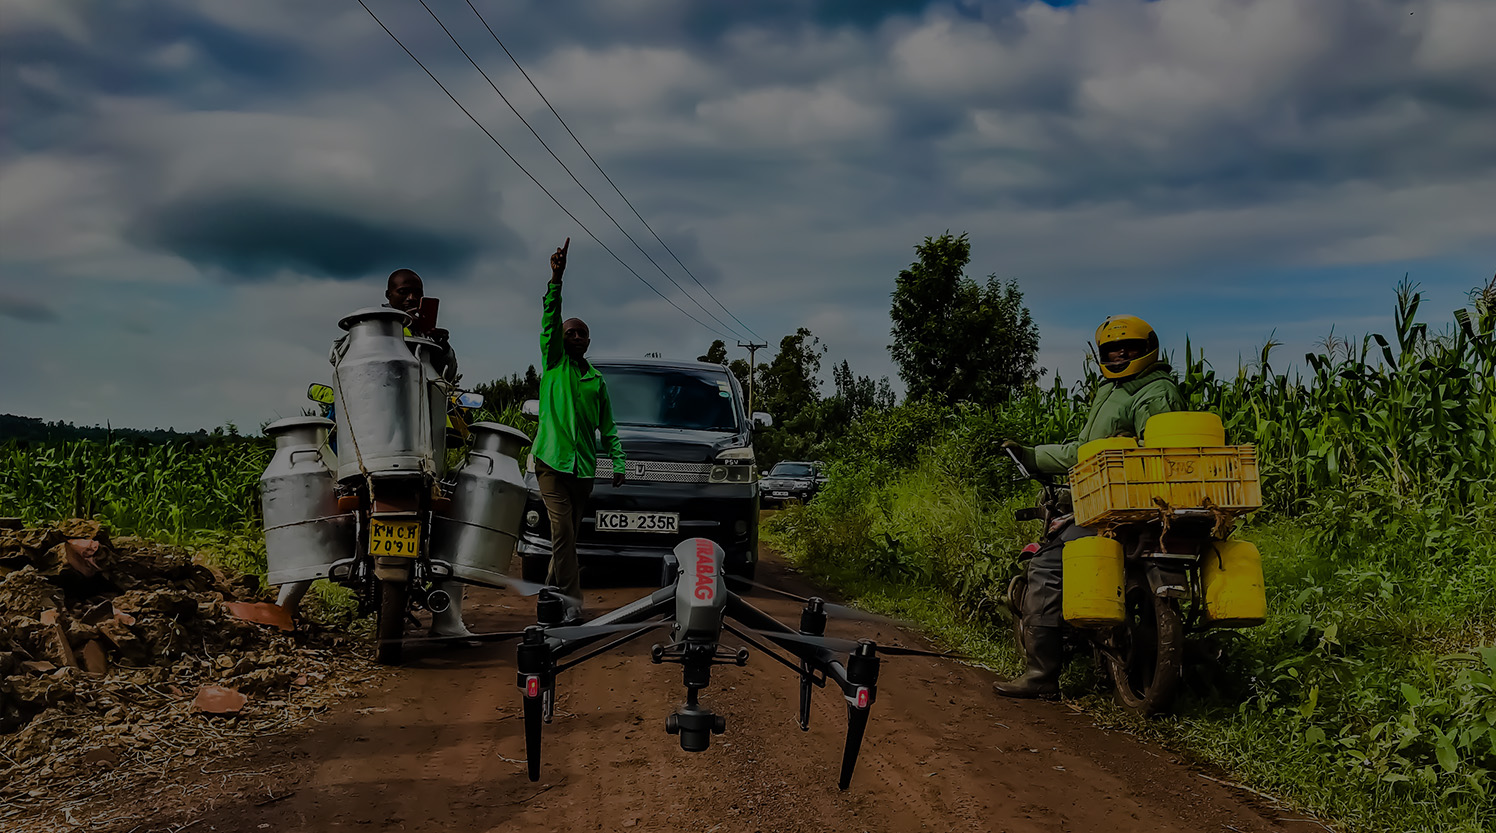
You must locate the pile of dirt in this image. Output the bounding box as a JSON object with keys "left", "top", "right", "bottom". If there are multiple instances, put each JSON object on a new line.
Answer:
{"left": 0, "top": 519, "right": 379, "bottom": 827}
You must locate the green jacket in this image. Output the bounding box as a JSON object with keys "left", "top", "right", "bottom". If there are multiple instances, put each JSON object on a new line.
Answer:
{"left": 532, "top": 283, "right": 626, "bottom": 478}
{"left": 1019, "top": 364, "right": 1185, "bottom": 474}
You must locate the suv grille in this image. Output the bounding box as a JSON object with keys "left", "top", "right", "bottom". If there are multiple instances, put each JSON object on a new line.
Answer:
{"left": 593, "top": 459, "right": 715, "bottom": 483}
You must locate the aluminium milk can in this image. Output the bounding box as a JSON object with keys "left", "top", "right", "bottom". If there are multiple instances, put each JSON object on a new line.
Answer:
{"left": 261, "top": 417, "right": 354, "bottom": 585}
{"left": 430, "top": 422, "right": 532, "bottom": 587}
{"left": 332, "top": 307, "right": 431, "bottom": 481}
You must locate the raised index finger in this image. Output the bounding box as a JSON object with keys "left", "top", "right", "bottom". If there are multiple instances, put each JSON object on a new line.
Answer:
{"left": 562, "top": 237, "right": 570, "bottom": 254}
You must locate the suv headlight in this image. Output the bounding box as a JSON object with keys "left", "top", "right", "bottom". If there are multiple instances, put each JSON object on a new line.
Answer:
{"left": 712, "top": 447, "right": 756, "bottom": 483}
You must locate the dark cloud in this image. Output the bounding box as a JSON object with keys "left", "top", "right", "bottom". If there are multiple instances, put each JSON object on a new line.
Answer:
{"left": 0, "top": 293, "right": 61, "bottom": 324}
{"left": 1, "top": 4, "right": 312, "bottom": 153}
{"left": 127, "top": 195, "right": 499, "bottom": 281}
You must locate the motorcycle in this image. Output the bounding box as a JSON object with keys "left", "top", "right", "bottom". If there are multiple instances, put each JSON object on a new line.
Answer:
{"left": 262, "top": 308, "right": 529, "bottom": 665}
{"left": 1002, "top": 446, "right": 1260, "bottom": 715}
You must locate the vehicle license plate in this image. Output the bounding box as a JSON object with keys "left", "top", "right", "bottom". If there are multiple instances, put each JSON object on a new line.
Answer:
{"left": 596, "top": 511, "right": 679, "bottom": 533}
{"left": 772, "top": 491, "right": 789, "bottom": 498}
{"left": 369, "top": 519, "right": 421, "bottom": 556}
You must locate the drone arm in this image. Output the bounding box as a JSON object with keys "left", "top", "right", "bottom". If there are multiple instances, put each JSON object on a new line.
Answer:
{"left": 723, "top": 591, "right": 840, "bottom": 665}
{"left": 545, "top": 588, "right": 675, "bottom": 661}
{"left": 553, "top": 619, "right": 671, "bottom": 674}
{"left": 721, "top": 621, "right": 820, "bottom": 678}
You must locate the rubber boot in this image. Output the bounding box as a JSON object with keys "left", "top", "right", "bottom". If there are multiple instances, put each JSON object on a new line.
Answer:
{"left": 428, "top": 581, "right": 476, "bottom": 640}
{"left": 276, "top": 580, "right": 312, "bottom": 612}
{"left": 992, "top": 626, "right": 1063, "bottom": 699}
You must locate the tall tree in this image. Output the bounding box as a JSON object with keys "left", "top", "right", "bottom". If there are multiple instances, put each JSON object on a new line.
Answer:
{"left": 697, "top": 340, "right": 728, "bottom": 364}
{"left": 758, "top": 328, "right": 824, "bottom": 420}
{"left": 889, "top": 232, "right": 1040, "bottom": 405}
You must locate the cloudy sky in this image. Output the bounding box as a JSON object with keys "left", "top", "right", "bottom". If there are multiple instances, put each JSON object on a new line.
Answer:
{"left": 3, "top": 0, "right": 1493, "bottom": 431}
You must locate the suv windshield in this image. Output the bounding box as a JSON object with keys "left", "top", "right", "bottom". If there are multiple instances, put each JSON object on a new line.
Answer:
{"left": 601, "top": 366, "right": 741, "bottom": 431}
{"left": 770, "top": 463, "right": 815, "bottom": 478}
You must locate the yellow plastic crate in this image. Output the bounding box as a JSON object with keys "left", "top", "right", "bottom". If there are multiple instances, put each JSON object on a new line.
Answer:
{"left": 1070, "top": 446, "right": 1262, "bottom": 528}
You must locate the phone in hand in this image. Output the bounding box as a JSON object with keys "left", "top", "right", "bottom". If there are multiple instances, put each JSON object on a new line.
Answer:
{"left": 412, "top": 296, "right": 440, "bottom": 334}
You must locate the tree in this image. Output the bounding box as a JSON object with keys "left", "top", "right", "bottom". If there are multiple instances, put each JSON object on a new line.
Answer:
{"left": 758, "top": 328, "right": 824, "bottom": 421}
{"left": 889, "top": 232, "right": 1040, "bottom": 405}
{"left": 473, "top": 366, "right": 541, "bottom": 413}
{"left": 697, "top": 340, "right": 728, "bottom": 364}
{"left": 752, "top": 328, "right": 826, "bottom": 465}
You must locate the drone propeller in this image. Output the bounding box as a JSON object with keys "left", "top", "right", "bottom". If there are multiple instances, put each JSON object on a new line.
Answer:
{"left": 382, "top": 630, "right": 527, "bottom": 645}
{"left": 491, "top": 575, "right": 583, "bottom": 608}
{"left": 746, "top": 630, "right": 968, "bottom": 660}
{"left": 384, "top": 621, "right": 668, "bottom": 646}
{"left": 542, "top": 620, "right": 671, "bottom": 641}
{"left": 736, "top": 579, "right": 912, "bottom": 627}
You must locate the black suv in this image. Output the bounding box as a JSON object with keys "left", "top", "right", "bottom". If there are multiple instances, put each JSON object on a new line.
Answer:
{"left": 759, "top": 461, "right": 825, "bottom": 507}
{"left": 516, "top": 357, "right": 770, "bottom": 583}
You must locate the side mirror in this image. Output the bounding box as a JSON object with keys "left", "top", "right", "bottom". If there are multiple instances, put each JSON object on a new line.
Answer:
{"left": 760, "top": 471, "right": 769, "bottom": 479}
{"left": 752, "top": 411, "right": 773, "bottom": 428}
{"left": 456, "top": 392, "right": 484, "bottom": 409}
{"left": 522, "top": 399, "right": 541, "bottom": 418}
{"left": 307, "top": 383, "right": 335, "bottom": 404}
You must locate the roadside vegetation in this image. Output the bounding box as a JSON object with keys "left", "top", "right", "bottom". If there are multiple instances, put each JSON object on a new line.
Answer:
{"left": 765, "top": 261, "right": 1495, "bottom": 833}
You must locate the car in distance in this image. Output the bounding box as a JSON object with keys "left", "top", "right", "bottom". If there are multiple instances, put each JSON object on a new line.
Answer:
{"left": 515, "top": 356, "right": 772, "bottom": 584}
{"left": 759, "top": 460, "right": 824, "bottom": 507}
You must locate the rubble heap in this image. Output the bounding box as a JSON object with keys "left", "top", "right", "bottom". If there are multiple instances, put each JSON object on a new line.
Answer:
{"left": 0, "top": 520, "right": 377, "bottom": 827}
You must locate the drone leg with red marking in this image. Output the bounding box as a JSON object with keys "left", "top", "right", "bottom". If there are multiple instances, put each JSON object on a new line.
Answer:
{"left": 516, "top": 627, "right": 551, "bottom": 782}
{"left": 836, "top": 642, "right": 880, "bottom": 790}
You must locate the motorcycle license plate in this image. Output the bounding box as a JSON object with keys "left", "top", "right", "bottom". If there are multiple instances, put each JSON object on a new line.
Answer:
{"left": 596, "top": 511, "right": 679, "bottom": 533}
{"left": 369, "top": 519, "right": 421, "bottom": 556}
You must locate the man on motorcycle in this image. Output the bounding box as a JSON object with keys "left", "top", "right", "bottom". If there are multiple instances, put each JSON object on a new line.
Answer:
{"left": 278, "top": 269, "right": 475, "bottom": 642}
{"left": 993, "top": 314, "right": 1184, "bottom": 698}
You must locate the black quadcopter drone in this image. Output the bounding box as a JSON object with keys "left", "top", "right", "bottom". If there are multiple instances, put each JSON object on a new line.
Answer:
{"left": 407, "top": 538, "right": 962, "bottom": 789}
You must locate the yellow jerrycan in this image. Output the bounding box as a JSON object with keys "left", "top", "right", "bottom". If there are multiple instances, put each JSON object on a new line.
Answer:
{"left": 1144, "top": 412, "right": 1226, "bottom": 448}
{"left": 1062, "top": 537, "right": 1125, "bottom": 627}
{"left": 1202, "top": 540, "right": 1267, "bottom": 627}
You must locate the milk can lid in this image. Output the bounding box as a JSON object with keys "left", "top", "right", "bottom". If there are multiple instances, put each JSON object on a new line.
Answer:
{"left": 338, "top": 306, "right": 411, "bottom": 331}
{"left": 264, "top": 416, "right": 335, "bottom": 435}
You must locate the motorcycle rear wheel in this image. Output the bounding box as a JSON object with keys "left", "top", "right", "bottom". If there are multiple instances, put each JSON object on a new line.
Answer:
{"left": 375, "top": 579, "right": 409, "bottom": 666}
{"left": 1107, "top": 576, "right": 1182, "bottom": 715}
{"left": 1006, "top": 574, "right": 1030, "bottom": 656}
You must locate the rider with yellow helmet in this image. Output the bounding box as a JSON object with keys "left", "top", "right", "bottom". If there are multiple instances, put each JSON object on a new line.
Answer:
{"left": 995, "top": 315, "right": 1184, "bottom": 698}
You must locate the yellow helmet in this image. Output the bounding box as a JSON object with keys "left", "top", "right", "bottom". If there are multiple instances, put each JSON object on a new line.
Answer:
{"left": 1095, "top": 315, "right": 1160, "bottom": 380}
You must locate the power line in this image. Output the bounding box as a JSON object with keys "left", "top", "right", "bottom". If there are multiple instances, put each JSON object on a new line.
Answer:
{"left": 418, "top": 0, "right": 751, "bottom": 342}
{"left": 463, "top": 0, "right": 767, "bottom": 344}
{"left": 352, "top": 0, "right": 736, "bottom": 340}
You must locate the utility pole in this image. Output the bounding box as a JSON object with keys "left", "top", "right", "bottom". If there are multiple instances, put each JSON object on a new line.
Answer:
{"left": 737, "top": 341, "right": 768, "bottom": 414}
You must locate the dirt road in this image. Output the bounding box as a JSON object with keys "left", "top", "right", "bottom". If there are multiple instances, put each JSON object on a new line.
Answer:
{"left": 121, "top": 552, "right": 1300, "bottom": 833}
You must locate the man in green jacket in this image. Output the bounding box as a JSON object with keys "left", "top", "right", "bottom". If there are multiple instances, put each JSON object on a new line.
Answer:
{"left": 534, "top": 238, "right": 627, "bottom": 623}
{"left": 994, "top": 314, "right": 1184, "bottom": 699}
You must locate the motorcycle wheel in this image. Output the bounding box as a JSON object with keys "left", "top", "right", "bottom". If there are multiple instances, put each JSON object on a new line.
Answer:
{"left": 1107, "top": 575, "right": 1183, "bottom": 715}
{"left": 1006, "top": 574, "right": 1030, "bottom": 656}
{"left": 375, "top": 579, "right": 409, "bottom": 666}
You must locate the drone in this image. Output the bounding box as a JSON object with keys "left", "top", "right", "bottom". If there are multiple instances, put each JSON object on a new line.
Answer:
{"left": 403, "top": 538, "right": 962, "bottom": 789}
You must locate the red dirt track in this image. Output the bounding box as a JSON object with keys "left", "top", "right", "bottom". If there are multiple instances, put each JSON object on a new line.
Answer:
{"left": 94, "top": 550, "right": 1299, "bottom": 832}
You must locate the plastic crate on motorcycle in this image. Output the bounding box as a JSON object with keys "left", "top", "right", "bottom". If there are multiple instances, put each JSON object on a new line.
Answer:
{"left": 1069, "top": 445, "right": 1262, "bottom": 528}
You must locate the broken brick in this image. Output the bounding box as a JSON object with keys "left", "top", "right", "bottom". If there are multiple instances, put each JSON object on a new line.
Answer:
{"left": 192, "top": 685, "right": 248, "bottom": 715}
{"left": 223, "top": 601, "right": 295, "bottom": 633}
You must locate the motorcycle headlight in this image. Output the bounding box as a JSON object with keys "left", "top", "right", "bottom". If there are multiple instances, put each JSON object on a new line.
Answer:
{"left": 525, "top": 510, "right": 541, "bottom": 527}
